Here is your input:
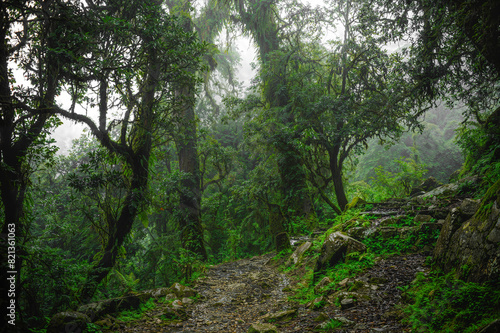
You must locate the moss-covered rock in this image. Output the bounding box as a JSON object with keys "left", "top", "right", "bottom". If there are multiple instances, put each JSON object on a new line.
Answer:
{"left": 286, "top": 241, "right": 312, "bottom": 266}
{"left": 434, "top": 179, "right": 500, "bottom": 283}
{"left": 313, "top": 232, "right": 366, "bottom": 282}
{"left": 47, "top": 311, "right": 90, "bottom": 333}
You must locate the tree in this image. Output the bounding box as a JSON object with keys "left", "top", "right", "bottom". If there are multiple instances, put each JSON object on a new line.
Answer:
{"left": 49, "top": 0, "right": 206, "bottom": 303}
{"left": 250, "top": 0, "right": 426, "bottom": 212}
{"left": 0, "top": 1, "right": 70, "bottom": 329}
{"left": 231, "top": 0, "right": 319, "bottom": 228}
{"left": 364, "top": 0, "right": 499, "bottom": 119}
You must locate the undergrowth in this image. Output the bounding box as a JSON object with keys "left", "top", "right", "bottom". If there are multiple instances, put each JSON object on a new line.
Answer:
{"left": 115, "top": 297, "right": 156, "bottom": 322}
{"left": 403, "top": 271, "right": 500, "bottom": 332}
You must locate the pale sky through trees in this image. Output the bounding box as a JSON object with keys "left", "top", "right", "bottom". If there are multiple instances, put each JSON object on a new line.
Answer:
{"left": 50, "top": 0, "right": 328, "bottom": 154}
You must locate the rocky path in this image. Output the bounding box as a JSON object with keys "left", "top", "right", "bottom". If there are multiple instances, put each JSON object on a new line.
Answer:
{"left": 163, "top": 253, "right": 293, "bottom": 332}
{"left": 111, "top": 251, "right": 427, "bottom": 332}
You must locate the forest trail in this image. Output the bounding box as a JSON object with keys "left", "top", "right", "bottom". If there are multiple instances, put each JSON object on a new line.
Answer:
{"left": 111, "top": 251, "right": 427, "bottom": 332}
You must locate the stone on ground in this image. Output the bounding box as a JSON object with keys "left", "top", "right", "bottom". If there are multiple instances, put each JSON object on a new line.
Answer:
{"left": 248, "top": 322, "right": 279, "bottom": 333}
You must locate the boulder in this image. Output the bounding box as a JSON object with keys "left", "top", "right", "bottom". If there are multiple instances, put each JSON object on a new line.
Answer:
{"left": 411, "top": 177, "right": 441, "bottom": 196}
{"left": 434, "top": 180, "right": 500, "bottom": 283}
{"left": 415, "top": 183, "right": 460, "bottom": 202}
{"left": 346, "top": 197, "right": 368, "bottom": 210}
{"left": 47, "top": 311, "right": 91, "bottom": 333}
{"left": 314, "top": 232, "right": 367, "bottom": 281}
{"left": 286, "top": 241, "right": 312, "bottom": 266}
{"left": 459, "top": 198, "right": 481, "bottom": 217}
{"left": 248, "top": 323, "right": 279, "bottom": 333}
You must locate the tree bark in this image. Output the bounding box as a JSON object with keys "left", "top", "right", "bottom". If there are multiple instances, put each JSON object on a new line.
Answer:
{"left": 329, "top": 149, "right": 348, "bottom": 211}
{"left": 174, "top": 13, "right": 207, "bottom": 261}
{"left": 268, "top": 203, "right": 291, "bottom": 252}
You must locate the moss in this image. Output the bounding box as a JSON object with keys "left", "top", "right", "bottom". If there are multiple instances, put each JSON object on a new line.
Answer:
{"left": 475, "top": 179, "right": 500, "bottom": 222}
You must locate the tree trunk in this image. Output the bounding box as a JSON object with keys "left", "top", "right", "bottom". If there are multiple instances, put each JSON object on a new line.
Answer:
{"left": 268, "top": 203, "right": 291, "bottom": 253}
{"left": 78, "top": 169, "right": 147, "bottom": 303}
{"left": 176, "top": 91, "right": 207, "bottom": 260}
{"left": 277, "top": 150, "right": 317, "bottom": 230}
{"left": 329, "top": 150, "right": 348, "bottom": 211}
{"left": 171, "top": 11, "right": 207, "bottom": 261}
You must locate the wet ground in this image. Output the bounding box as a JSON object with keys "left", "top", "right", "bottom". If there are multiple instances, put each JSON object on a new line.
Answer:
{"left": 111, "top": 251, "right": 426, "bottom": 332}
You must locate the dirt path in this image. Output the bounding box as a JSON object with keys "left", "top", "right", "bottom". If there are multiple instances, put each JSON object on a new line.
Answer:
{"left": 112, "top": 251, "right": 426, "bottom": 332}
{"left": 163, "top": 253, "right": 293, "bottom": 332}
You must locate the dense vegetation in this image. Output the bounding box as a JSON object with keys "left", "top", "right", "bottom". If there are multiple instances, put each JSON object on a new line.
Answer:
{"left": 0, "top": 0, "right": 498, "bottom": 332}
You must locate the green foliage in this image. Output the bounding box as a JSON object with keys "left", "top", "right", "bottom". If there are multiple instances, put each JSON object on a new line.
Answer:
{"left": 325, "top": 252, "right": 377, "bottom": 286}
{"left": 115, "top": 298, "right": 156, "bottom": 322}
{"left": 354, "top": 106, "right": 464, "bottom": 186}
{"left": 456, "top": 109, "right": 500, "bottom": 191}
{"left": 403, "top": 272, "right": 500, "bottom": 332}
{"left": 363, "top": 217, "right": 440, "bottom": 255}
{"left": 320, "top": 319, "right": 344, "bottom": 331}
{"left": 372, "top": 156, "right": 428, "bottom": 199}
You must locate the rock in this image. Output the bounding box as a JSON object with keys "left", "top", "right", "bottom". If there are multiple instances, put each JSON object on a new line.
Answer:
{"left": 459, "top": 198, "right": 481, "bottom": 217}
{"left": 418, "top": 222, "right": 443, "bottom": 239}
{"left": 314, "top": 312, "right": 329, "bottom": 322}
{"left": 340, "top": 298, "right": 356, "bottom": 309}
{"left": 338, "top": 278, "right": 350, "bottom": 288}
{"left": 314, "top": 232, "right": 367, "bottom": 280}
{"left": 286, "top": 241, "right": 312, "bottom": 266}
{"left": 411, "top": 177, "right": 441, "bottom": 196}
{"left": 165, "top": 293, "right": 177, "bottom": 301}
{"left": 415, "top": 183, "right": 460, "bottom": 202}
{"left": 275, "top": 231, "right": 292, "bottom": 253}
{"left": 248, "top": 322, "right": 279, "bottom": 333}
{"left": 475, "top": 318, "right": 500, "bottom": 333}
{"left": 267, "top": 309, "right": 297, "bottom": 322}
{"left": 433, "top": 207, "right": 472, "bottom": 261}
{"left": 377, "top": 227, "right": 398, "bottom": 239}
{"left": 168, "top": 282, "right": 198, "bottom": 298}
{"left": 434, "top": 180, "right": 500, "bottom": 283}
{"left": 306, "top": 296, "right": 327, "bottom": 309}
{"left": 346, "top": 226, "right": 367, "bottom": 240}
{"left": 379, "top": 216, "right": 404, "bottom": 227}
{"left": 334, "top": 316, "right": 355, "bottom": 326}
{"left": 94, "top": 317, "right": 114, "bottom": 327}
{"left": 314, "top": 276, "right": 333, "bottom": 294}
{"left": 141, "top": 287, "right": 171, "bottom": 299}
{"left": 171, "top": 299, "right": 183, "bottom": 309}
{"left": 414, "top": 214, "right": 433, "bottom": 223}
{"left": 163, "top": 307, "right": 186, "bottom": 320}
{"left": 181, "top": 297, "right": 194, "bottom": 305}
{"left": 47, "top": 311, "right": 91, "bottom": 333}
